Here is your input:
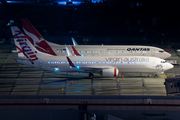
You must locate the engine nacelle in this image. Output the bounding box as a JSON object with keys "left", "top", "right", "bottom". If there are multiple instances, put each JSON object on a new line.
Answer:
{"left": 100, "top": 68, "right": 119, "bottom": 77}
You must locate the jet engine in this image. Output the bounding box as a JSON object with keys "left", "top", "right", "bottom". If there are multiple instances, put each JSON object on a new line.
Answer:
{"left": 100, "top": 68, "right": 119, "bottom": 77}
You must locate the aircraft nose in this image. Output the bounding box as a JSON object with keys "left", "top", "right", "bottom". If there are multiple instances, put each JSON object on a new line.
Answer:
{"left": 166, "top": 63, "right": 174, "bottom": 70}
{"left": 166, "top": 52, "right": 171, "bottom": 59}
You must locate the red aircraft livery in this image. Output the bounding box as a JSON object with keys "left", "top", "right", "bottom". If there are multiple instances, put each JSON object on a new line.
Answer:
{"left": 13, "top": 29, "right": 38, "bottom": 64}
{"left": 21, "top": 18, "right": 57, "bottom": 56}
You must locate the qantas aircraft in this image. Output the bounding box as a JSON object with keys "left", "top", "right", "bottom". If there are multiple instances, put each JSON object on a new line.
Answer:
{"left": 11, "top": 26, "right": 173, "bottom": 78}
{"left": 21, "top": 18, "right": 171, "bottom": 59}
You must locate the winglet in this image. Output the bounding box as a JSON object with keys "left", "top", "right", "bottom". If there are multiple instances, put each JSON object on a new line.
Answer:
{"left": 71, "top": 45, "right": 81, "bottom": 56}
{"left": 65, "top": 47, "right": 72, "bottom": 56}
{"left": 71, "top": 37, "right": 78, "bottom": 46}
{"left": 66, "top": 56, "right": 75, "bottom": 68}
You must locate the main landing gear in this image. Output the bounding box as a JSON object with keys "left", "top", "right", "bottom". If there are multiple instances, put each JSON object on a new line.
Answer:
{"left": 89, "top": 72, "right": 94, "bottom": 79}
{"left": 147, "top": 73, "right": 158, "bottom": 78}
{"left": 154, "top": 74, "right": 158, "bottom": 78}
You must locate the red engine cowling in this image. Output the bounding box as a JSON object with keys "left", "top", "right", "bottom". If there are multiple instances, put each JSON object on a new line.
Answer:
{"left": 100, "top": 68, "right": 119, "bottom": 77}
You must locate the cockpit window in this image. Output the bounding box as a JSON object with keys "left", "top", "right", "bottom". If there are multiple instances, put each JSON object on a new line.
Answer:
{"left": 159, "top": 50, "right": 164, "bottom": 53}
{"left": 161, "top": 61, "right": 166, "bottom": 63}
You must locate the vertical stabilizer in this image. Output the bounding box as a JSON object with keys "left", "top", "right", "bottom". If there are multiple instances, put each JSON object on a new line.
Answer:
{"left": 11, "top": 26, "right": 52, "bottom": 64}
{"left": 21, "top": 18, "right": 57, "bottom": 56}
{"left": 11, "top": 26, "right": 26, "bottom": 57}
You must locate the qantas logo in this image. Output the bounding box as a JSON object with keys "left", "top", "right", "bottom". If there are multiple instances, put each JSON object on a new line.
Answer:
{"left": 13, "top": 30, "right": 38, "bottom": 64}
{"left": 127, "top": 48, "right": 150, "bottom": 51}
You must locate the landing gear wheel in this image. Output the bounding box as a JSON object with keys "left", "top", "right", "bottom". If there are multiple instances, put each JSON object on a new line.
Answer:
{"left": 89, "top": 73, "right": 94, "bottom": 79}
{"left": 154, "top": 74, "right": 158, "bottom": 78}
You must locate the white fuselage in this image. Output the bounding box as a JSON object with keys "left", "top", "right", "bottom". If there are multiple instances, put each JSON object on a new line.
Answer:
{"left": 20, "top": 18, "right": 171, "bottom": 59}
{"left": 45, "top": 43, "right": 171, "bottom": 59}
{"left": 11, "top": 26, "right": 173, "bottom": 78}
{"left": 16, "top": 55, "right": 173, "bottom": 73}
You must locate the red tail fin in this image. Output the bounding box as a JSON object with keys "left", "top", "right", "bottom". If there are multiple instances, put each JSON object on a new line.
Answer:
{"left": 71, "top": 46, "right": 81, "bottom": 56}
{"left": 66, "top": 56, "right": 75, "bottom": 67}
{"left": 21, "top": 18, "right": 57, "bottom": 56}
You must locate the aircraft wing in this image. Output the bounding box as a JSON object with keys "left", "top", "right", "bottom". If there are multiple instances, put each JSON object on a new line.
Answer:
{"left": 80, "top": 65, "right": 116, "bottom": 70}
{"left": 72, "top": 65, "right": 117, "bottom": 73}
{"left": 71, "top": 37, "right": 78, "bottom": 45}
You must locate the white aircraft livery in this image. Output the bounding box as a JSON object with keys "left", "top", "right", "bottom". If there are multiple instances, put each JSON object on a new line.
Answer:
{"left": 11, "top": 26, "right": 173, "bottom": 78}
{"left": 21, "top": 18, "right": 171, "bottom": 59}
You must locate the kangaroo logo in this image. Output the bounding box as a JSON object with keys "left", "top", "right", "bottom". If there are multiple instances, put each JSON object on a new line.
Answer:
{"left": 23, "top": 27, "right": 57, "bottom": 56}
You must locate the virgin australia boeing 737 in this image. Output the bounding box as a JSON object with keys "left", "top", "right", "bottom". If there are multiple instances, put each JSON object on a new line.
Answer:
{"left": 21, "top": 18, "right": 171, "bottom": 59}
{"left": 11, "top": 26, "right": 173, "bottom": 78}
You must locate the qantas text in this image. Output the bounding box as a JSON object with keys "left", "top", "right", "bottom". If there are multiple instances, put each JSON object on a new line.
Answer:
{"left": 127, "top": 48, "right": 150, "bottom": 51}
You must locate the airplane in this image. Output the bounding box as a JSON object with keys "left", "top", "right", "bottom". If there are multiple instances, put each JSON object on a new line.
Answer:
{"left": 11, "top": 26, "right": 174, "bottom": 79}
{"left": 21, "top": 18, "right": 171, "bottom": 59}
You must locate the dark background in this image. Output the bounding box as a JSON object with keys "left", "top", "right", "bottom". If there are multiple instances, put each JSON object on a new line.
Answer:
{"left": 0, "top": 0, "right": 179, "bottom": 45}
